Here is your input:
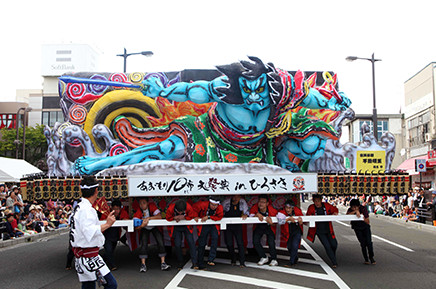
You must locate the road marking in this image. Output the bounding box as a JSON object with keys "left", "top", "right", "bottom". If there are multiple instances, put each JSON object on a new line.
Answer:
{"left": 372, "top": 235, "right": 414, "bottom": 252}
{"left": 164, "top": 262, "right": 192, "bottom": 289}
{"left": 166, "top": 241, "right": 351, "bottom": 289}
{"left": 165, "top": 260, "right": 311, "bottom": 289}
{"left": 335, "top": 219, "right": 414, "bottom": 252}
{"left": 214, "top": 258, "right": 332, "bottom": 281}
{"left": 336, "top": 220, "right": 351, "bottom": 227}
{"left": 188, "top": 267, "right": 312, "bottom": 289}
{"left": 301, "top": 239, "right": 350, "bottom": 289}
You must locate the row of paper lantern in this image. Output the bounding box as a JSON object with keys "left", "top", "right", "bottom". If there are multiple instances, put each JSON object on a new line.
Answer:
{"left": 317, "top": 173, "right": 410, "bottom": 195}
{"left": 20, "top": 177, "right": 129, "bottom": 201}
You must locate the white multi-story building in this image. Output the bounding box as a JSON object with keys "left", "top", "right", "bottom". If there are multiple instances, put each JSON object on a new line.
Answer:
{"left": 399, "top": 62, "right": 436, "bottom": 188}
{"left": 26, "top": 44, "right": 100, "bottom": 126}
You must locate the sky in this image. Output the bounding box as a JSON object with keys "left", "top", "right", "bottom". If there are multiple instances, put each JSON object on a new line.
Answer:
{"left": 1, "top": 0, "right": 436, "bottom": 114}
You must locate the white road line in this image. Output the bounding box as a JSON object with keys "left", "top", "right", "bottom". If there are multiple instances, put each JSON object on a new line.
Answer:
{"left": 301, "top": 240, "right": 351, "bottom": 289}
{"left": 213, "top": 258, "right": 332, "bottom": 281}
{"left": 166, "top": 241, "right": 350, "bottom": 289}
{"left": 187, "top": 266, "right": 313, "bottom": 289}
{"left": 372, "top": 235, "right": 414, "bottom": 252}
{"left": 164, "top": 262, "right": 191, "bottom": 289}
{"left": 336, "top": 220, "right": 351, "bottom": 227}
{"left": 335, "top": 219, "right": 414, "bottom": 252}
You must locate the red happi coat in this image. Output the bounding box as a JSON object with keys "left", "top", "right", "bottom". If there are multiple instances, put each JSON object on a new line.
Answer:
{"left": 133, "top": 203, "right": 165, "bottom": 236}
{"left": 100, "top": 208, "right": 129, "bottom": 239}
{"left": 133, "top": 202, "right": 160, "bottom": 219}
{"left": 165, "top": 202, "right": 197, "bottom": 237}
{"left": 249, "top": 204, "right": 278, "bottom": 234}
{"left": 279, "top": 207, "right": 304, "bottom": 242}
{"left": 118, "top": 208, "right": 129, "bottom": 220}
{"left": 192, "top": 201, "right": 224, "bottom": 235}
{"left": 306, "top": 202, "right": 338, "bottom": 242}
{"left": 100, "top": 208, "right": 129, "bottom": 221}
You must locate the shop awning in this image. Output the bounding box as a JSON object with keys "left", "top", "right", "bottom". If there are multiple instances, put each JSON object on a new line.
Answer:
{"left": 427, "top": 158, "right": 436, "bottom": 167}
{"left": 396, "top": 155, "right": 433, "bottom": 175}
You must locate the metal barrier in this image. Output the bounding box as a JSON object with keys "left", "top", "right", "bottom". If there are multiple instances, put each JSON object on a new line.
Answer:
{"left": 103, "top": 215, "right": 363, "bottom": 232}
{"left": 417, "top": 207, "right": 432, "bottom": 224}
{"left": 0, "top": 221, "right": 6, "bottom": 234}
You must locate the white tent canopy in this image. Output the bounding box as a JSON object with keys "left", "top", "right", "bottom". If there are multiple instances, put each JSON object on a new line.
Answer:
{"left": 0, "top": 157, "right": 42, "bottom": 182}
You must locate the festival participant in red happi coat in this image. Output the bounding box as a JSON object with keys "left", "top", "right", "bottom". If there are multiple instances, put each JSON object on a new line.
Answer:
{"left": 166, "top": 199, "right": 198, "bottom": 270}
{"left": 193, "top": 197, "right": 223, "bottom": 270}
{"left": 249, "top": 194, "right": 279, "bottom": 266}
{"left": 277, "top": 199, "right": 303, "bottom": 267}
{"left": 134, "top": 198, "right": 171, "bottom": 272}
{"left": 306, "top": 194, "right": 339, "bottom": 268}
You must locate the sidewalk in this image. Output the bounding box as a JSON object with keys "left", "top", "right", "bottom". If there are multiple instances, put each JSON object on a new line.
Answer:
{"left": 0, "top": 227, "right": 69, "bottom": 249}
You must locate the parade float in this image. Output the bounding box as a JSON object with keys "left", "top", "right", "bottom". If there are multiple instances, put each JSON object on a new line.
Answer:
{"left": 20, "top": 56, "right": 408, "bottom": 247}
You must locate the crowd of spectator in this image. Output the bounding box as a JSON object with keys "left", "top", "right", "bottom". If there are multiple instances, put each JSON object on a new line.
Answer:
{"left": 0, "top": 183, "right": 73, "bottom": 240}
{"left": 321, "top": 187, "right": 436, "bottom": 224}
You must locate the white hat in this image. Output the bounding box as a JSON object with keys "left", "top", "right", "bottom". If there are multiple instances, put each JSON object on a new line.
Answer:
{"left": 209, "top": 197, "right": 220, "bottom": 205}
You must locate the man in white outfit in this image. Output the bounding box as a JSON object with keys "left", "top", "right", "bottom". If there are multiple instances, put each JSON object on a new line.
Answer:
{"left": 70, "top": 176, "right": 117, "bottom": 289}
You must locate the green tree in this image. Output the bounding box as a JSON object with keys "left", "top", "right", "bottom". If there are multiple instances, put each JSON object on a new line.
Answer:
{"left": 0, "top": 124, "right": 48, "bottom": 169}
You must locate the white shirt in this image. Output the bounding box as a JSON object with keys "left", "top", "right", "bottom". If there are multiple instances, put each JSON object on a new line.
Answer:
{"left": 70, "top": 198, "right": 105, "bottom": 248}
{"left": 17, "top": 193, "right": 24, "bottom": 204}
{"left": 407, "top": 196, "right": 414, "bottom": 208}
{"left": 142, "top": 209, "right": 152, "bottom": 230}
{"left": 142, "top": 208, "right": 161, "bottom": 230}
{"left": 375, "top": 204, "right": 383, "bottom": 213}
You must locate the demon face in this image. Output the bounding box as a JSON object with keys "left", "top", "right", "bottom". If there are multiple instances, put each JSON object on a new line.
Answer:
{"left": 238, "top": 74, "right": 271, "bottom": 111}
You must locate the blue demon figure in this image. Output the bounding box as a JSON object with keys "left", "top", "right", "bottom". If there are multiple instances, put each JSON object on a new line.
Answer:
{"left": 74, "top": 57, "right": 351, "bottom": 175}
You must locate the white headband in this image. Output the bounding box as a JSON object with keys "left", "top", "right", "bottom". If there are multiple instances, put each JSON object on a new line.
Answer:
{"left": 80, "top": 184, "right": 99, "bottom": 189}
{"left": 209, "top": 199, "right": 220, "bottom": 204}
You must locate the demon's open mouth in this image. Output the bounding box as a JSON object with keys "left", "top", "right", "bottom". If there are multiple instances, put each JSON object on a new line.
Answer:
{"left": 246, "top": 99, "right": 264, "bottom": 106}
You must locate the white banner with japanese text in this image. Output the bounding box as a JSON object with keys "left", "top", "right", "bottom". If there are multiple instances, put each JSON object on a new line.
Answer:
{"left": 128, "top": 173, "right": 317, "bottom": 197}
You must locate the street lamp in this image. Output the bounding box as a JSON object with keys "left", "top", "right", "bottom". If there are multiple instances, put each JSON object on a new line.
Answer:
{"left": 116, "top": 48, "right": 153, "bottom": 73}
{"left": 346, "top": 53, "right": 382, "bottom": 141}
{"left": 14, "top": 107, "right": 32, "bottom": 159}
{"left": 22, "top": 107, "right": 32, "bottom": 160}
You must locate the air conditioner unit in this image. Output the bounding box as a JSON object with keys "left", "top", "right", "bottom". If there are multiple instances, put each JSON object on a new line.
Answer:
{"left": 425, "top": 133, "right": 432, "bottom": 142}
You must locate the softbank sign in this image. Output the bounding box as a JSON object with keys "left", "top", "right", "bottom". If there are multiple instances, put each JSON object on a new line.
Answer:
{"left": 50, "top": 64, "right": 75, "bottom": 71}
{"left": 41, "top": 44, "right": 99, "bottom": 76}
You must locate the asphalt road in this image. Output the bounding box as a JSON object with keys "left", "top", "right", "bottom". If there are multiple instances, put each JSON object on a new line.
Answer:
{"left": 1, "top": 205, "right": 435, "bottom": 289}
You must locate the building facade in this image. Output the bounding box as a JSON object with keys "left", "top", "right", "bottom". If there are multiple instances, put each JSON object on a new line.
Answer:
{"left": 26, "top": 44, "right": 100, "bottom": 127}
{"left": 0, "top": 102, "right": 30, "bottom": 129}
{"left": 401, "top": 62, "right": 436, "bottom": 189}
{"left": 344, "top": 113, "right": 405, "bottom": 170}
